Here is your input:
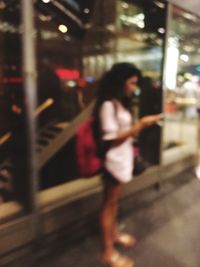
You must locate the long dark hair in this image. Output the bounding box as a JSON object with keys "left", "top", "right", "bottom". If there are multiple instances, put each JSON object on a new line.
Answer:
{"left": 93, "top": 62, "right": 142, "bottom": 119}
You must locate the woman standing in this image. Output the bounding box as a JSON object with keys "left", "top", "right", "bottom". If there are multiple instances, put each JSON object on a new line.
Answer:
{"left": 93, "top": 63, "right": 162, "bottom": 267}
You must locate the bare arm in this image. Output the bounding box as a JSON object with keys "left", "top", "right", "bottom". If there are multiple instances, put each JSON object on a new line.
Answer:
{"left": 107, "top": 114, "right": 162, "bottom": 143}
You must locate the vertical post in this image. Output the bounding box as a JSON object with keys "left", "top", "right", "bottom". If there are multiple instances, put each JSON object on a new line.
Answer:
{"left": 159, "top": 2, "right": 172, "bottom": 167}
{"left": 21, "top": 0, "right": 39, "bottom": 232}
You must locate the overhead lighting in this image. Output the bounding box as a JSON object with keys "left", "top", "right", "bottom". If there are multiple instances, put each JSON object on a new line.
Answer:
{"left": 137, "top": 21, "right": 144, "bottom": 29}
{"left": 83, "top": 8, "right": 90, "bottom": 14}
{"left": 120, "top": 13, "right": 145, "bottom": 29}
{"left": 180, "top": 54, "right": 189, "bottom": 62}
{"left": 183, "top": 45, "right": 194, "bottom": 53}
{"left": 121, "top": 2, "right": 129, "bottom": 8}
{"left": 42, "top": 0, "right": 51, "bottom": 3}
{"left": 58, "top": 24, "right": 68, "bottom": 33}
{"left": 183, "top": 12, "right": 197, "bottom": 21}
{"left": 158, "top": 27, "right": 165, "bottom": 34}
{"left": 154, "top": 1, "right": 165, "bottom": 9}
{"left": 67, "top": 80, "right": 76, "bottom": 87}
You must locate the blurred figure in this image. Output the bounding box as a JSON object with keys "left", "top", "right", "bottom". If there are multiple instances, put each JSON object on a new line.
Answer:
{"left": 93, "top": 63, "right": 162, "bottom": 267}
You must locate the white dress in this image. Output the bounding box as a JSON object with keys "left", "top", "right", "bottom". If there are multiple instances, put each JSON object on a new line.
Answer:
{"left": 99, "top": 100, "right": 134, "bottom": 183}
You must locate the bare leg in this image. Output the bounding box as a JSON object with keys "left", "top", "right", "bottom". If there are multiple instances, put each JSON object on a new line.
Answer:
{"left": 100, "top": 179, "right": 123, "bottom": 262}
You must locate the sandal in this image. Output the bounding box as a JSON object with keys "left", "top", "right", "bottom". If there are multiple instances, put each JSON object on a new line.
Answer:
{"left": 103, "top": 252, "right": 135, "bottom": 267}
{"left": 114, "top": 233, "right": 137, "bottom": 248}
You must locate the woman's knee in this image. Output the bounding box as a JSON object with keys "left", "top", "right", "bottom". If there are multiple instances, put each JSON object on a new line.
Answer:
{"left": 103, "top": 184, "right": 122, "bottom": 206}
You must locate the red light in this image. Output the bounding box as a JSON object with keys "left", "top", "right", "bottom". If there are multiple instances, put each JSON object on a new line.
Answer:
{"left": 77, "top": 79, "right": 87, "bottom": 88}
{"left": 55, "top": 68, "right": 80, "bottom": 80}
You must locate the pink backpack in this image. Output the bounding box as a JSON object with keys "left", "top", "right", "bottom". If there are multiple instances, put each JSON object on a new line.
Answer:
{"left": 75, "top": 117, "right": 102, "bottom": 178}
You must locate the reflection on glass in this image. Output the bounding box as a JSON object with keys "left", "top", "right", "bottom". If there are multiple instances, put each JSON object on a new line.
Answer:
{"left": 163, "top": 6, "right": 200, "bottom": 164}
{"left": 35, "top": 0, "right": 166, "bottom": 188}
{"left": 0, "top": 1, "right": 29, "bottom": 213}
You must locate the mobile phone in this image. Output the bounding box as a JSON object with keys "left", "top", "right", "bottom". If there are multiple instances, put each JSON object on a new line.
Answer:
{"left": 156, "top": 114, "right": 165, "bottom": 126}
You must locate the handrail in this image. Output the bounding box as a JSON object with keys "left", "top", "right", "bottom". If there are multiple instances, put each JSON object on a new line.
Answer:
{"left": 38, "top": 101, "right": 95, "bottom": 168}
{"left": 0, "top": 98, "right": 95, "bottom": 169}
{"left": 0, "top": 98, "right": 54, "bottom": 146}
{"left": 0, "top": 132, "right": 12, "bottom": 146}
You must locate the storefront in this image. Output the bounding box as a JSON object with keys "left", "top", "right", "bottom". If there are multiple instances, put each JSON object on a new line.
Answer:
{"left": 0, "top": 0, "right": 199, "bottom": 264}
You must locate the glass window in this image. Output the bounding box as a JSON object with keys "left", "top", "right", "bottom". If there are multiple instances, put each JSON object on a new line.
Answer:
{"left": 116, "top": 0, "right": 166, "bottom": 165}
{"left": 0, "top": 1, "right": 30, "bottom": 217}
{"left": 163, "top": 6, "right": 200, "bottom": 164}
{"left": 34, "top": 0, "right": 166, "bottom": 190}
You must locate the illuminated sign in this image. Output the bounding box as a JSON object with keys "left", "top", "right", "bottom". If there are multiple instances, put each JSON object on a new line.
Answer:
{"left": 55, "top": 68, "right": 80, "bottom": 80}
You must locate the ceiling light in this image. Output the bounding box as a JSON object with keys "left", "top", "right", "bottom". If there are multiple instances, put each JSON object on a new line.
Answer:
{"left": 67, "top": 80, "right": 76, "bottom": 87}
{"left": 183, "top": 45, "right": 194, "bottom": 52}
{"left": 154, "top": 1, "right": 165, "bottom": 8}
{"left": 137, "top": 22, "right": 144, "bottom": 29}
{"left": 158, "top": 27, "right": 165, "bottom": 34}
{"left": 183, "top": 12, "right": 197, "bottom": 21}
{"left": 180, "top": 54, "right": 189, "bottom": 62}
{"left": 121, "top": 2, "right": 129, "bottom": 8}
{"left": 42, "top": 0, "right": 50, "bottom": 3}
{"left": 58, "top": 24, "right": 68, "bottom": 33}
{"left": 83, "top": 8, "right": 90, "bottom": 14}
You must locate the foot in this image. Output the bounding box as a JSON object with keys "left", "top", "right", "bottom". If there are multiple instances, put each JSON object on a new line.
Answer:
{"left": 103, "top": 251, "right": 135, "bottom": 267}
{"left": 114, "top": 233, "right": 137, "bottom": 248}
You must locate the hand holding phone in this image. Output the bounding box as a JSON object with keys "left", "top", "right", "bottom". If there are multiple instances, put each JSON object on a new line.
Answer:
{"left": 140, "top": 113, "right": 164, "bottom": 128}
{"left": 156, "top": 113, "right": 165, "bottom": 126}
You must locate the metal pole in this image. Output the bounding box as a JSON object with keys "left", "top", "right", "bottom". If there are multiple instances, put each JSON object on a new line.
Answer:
{"left": 21, "top": 0, "right": 40, "bottom": 234}
{"left": 160, "top": 2, "right": 172, "bottom": 167}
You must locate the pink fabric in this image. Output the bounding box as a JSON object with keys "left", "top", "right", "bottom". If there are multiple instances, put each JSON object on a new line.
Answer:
{"left": 76, "top": 118, "right": 102, "bottom": 177}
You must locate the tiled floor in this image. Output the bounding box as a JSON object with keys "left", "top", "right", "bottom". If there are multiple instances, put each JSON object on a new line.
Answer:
{"left": 10, "top": 170, "right": 200, "bottom": 267}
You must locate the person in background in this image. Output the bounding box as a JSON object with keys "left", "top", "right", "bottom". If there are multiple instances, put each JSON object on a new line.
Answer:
{"left": 93, "top": 63, "right": 162, "bottom": 267}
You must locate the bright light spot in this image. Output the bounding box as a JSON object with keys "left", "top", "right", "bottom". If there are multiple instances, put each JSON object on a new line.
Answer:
{"left": 120, "top": 13, "right": 145, "bottom": 29}
{"left": 42, "top": 0, "right": 50, "bottom": 3}
{"left": 121, "top": 2, "right": 129, "bottom": 8}
{"left": 158, "top": 27, "right": 165, "bottom": 34}
{"left": 134, "top": 88, "right": 141, "bottom": 96}
{"left": 183, "top": 12, "right": 197, "bottom": 21}
{"left": 183, "top": 45, "right": 194, "bottom": 52}
{"left": 165, "top": 44, "right": 179, "bottom": 90}
{"left": 137, "top": 13, "right": 145, "bottom": 20}
{"left": 184, "top": 73, "right": 192, "bottom": 80}
{"left": 137, "top": 21, "right": 145, "bottom": 28}
{"left": 180, "top": 54, "right": 189, "bottom": 62}
{"left": 58, "top": 24, "right": 68, "bottom": 33}
{"left": 67, "top": 80, "right": 76, "bottom": 87}
{"left": 83, "top": 8, "right": 90, "bottom": 14}
{"left": 195, "top": 165, "right": 200, "bottom": 180}
{"left": 154, "top": 1, "right": 165, "bottom": 8}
